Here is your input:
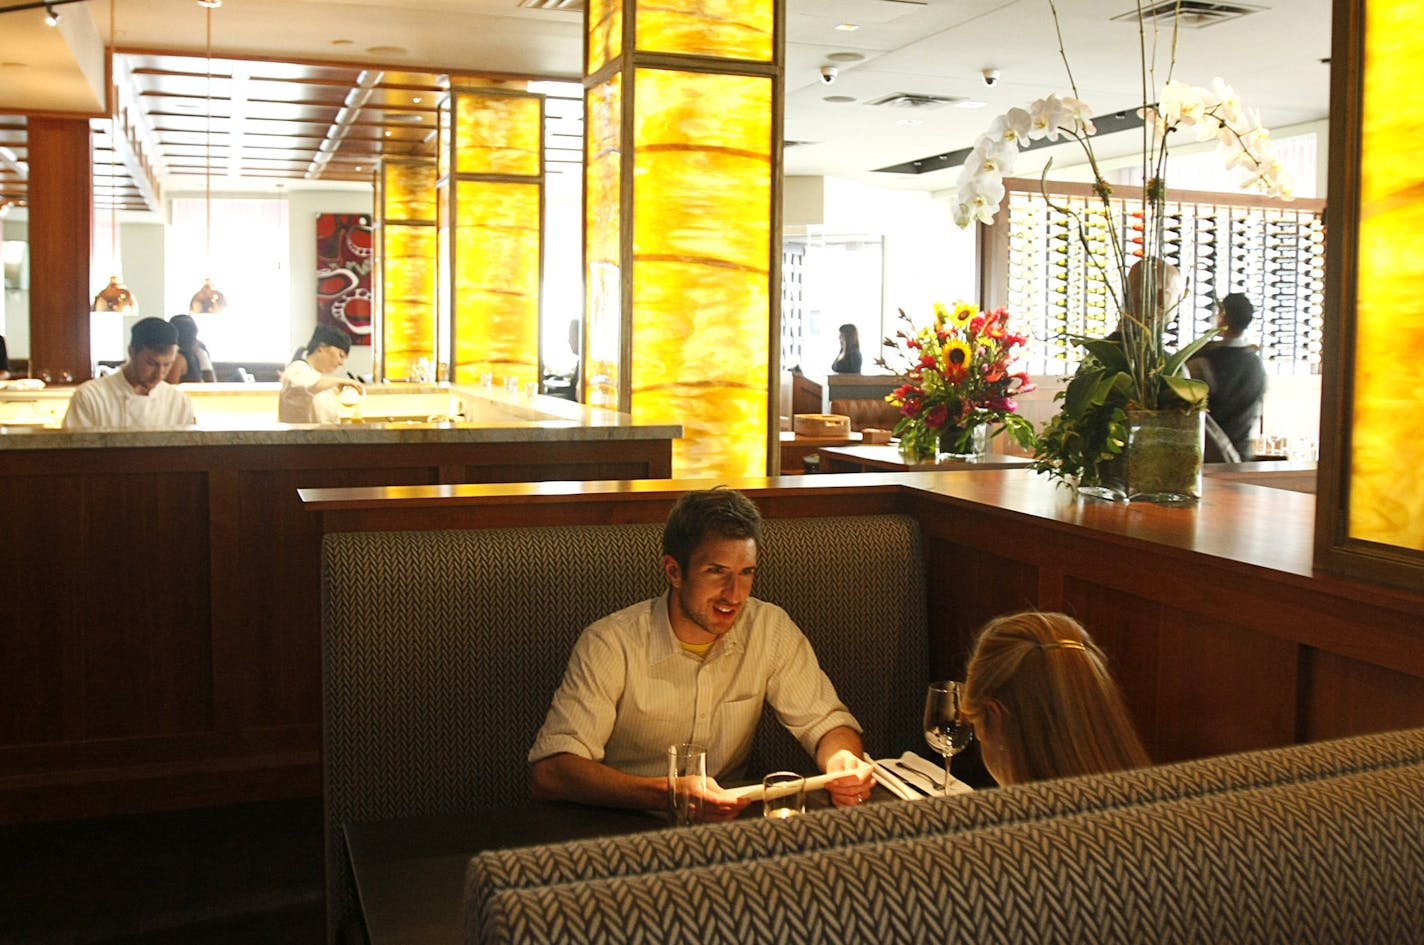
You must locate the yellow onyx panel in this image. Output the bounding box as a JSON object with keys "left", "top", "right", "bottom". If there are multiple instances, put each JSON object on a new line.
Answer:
{"left": 587, "top": 0, "right": 623, "bottom": 74}
{"left": 635, "top": 0, "right": 774, "bottom": 62}
{"left": 1351, "top": 0, "right": 1424, "bottom": 551}
{"left": 381, "top": 161, "right": 437, "bottom": 221}
{"left": 585, "top": 75, "right": 624, "bottom": 410}
{"left": 451, "top": 91, "right": 543, "bottom": 177}
{"left": 451, "top": 180, "right": 541, "bottom": 383}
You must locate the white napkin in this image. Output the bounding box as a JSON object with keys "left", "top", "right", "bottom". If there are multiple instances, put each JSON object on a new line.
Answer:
{"left": 896, "top": 751, "right": 974, "bottom": 796}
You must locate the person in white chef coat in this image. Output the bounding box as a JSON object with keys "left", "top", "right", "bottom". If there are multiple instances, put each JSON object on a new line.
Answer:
{"left": 278, "top": 325, "right": 363, "bottom": 424}
{"left": 63, "top": 317, "right": 197, "bottom": 430}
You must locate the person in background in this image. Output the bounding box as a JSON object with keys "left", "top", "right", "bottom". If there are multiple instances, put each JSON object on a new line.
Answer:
{"left": 1187, "top": 293, "right": 1268, "bottom": 460}
{"left": 166, "top": 314, "right": 217, "bottom": 384}
{"left": 961, "top": 611, "right": 1150, "bottom": 786}
{"left": 0, "top": 334, "right": 9, "bottom": 379}
{"left": 63, "top": 317, "right": 197, "bottom": 429}
{"left": 529, "top": 487, "right": 872, "bottom": 820}
{"left": 278, "top": 325, "right": 363, "bottom": 424}
{"left": 831, "top": 323, "right": 863, "bottom": 374}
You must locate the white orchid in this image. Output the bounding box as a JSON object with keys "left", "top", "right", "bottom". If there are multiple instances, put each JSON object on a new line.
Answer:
{"left": 1158, "top": 79, "right": 1208, "bottom": 128}
{"left": 1210, "top": 77, "right": 1243, "bottom": 126}
{"left": 986, "top": 107, "right": 1033, "bottom": 147}
{"left": 1027, "top": 94, "right": 1074, "bottom": 141}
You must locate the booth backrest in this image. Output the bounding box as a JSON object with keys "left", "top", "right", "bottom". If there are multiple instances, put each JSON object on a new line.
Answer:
{"left": 465, "top": 726, "right": 1424, "bottom": 945}
{"left": 320, "top": 514, "right": 927, "bottom": 941}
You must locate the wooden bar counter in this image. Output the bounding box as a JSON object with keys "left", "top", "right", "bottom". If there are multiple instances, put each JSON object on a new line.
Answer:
{"left": 303, "top": 469, "right": 1424, "bottom": 770}
{"left": 0, "top": 392, "right": 677, "bottom": 824}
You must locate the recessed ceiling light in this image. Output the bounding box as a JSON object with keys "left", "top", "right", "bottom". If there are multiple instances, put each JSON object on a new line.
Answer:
{"left": 953, "top": 100, "right": 989, "bottom": 109}
{"left": 827, "top": 51, "right": 866, "bottom": 63}
{"left": 412, "top": 96, "right": 423, "bottom": 104}
{"left": 367, "top": 45, "right": 407, "bottom": 56}
{"left": 331, "top": 39, "right": 355, "bottom": 46}
{"left": 834, "top": 23, "right": 859, "bottom": 31}
{"left": 0, "top": 62, "right": 28, "bottom": 69}
{"left": 823, "top": 95, "right": 856, "bottom": 104}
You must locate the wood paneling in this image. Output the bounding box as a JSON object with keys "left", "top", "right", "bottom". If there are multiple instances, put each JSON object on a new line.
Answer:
{"left": 0, "top": 434, "right": 673, "bottom": 823}
{"left": 1301, "top": 649, "right": 1424, "bottom": 741}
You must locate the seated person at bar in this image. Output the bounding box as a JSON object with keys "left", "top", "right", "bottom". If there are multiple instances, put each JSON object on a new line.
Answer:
{"left": 529, "top": 487, "right": 873, "bottom": 820}
{"left": 62, "top": 317, "right": 197, "bottom": 429}
{"left": 962, "top": 611, "right": 1149, "bottom": 785}
{"left": 166, "top": 314, "right": 217, "bottom": 384}
{"left": 278, "top": 325, "right": 363, "bottom": 423}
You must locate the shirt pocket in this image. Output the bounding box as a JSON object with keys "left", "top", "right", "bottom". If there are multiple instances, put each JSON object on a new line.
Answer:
{"left": 708, "top": 695, "right": 763, "bottom": 779}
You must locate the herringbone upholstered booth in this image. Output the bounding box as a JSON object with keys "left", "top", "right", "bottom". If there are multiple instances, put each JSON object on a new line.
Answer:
{"left": 465, "top": 726, "right": 1424, "bottom": 945}
{"left": 321, "top": 514, "right": 928, "bottom": 942}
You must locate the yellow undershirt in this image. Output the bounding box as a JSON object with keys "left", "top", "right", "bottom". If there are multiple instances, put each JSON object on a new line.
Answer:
{"left": 678, "top": 639, "right": 715, "bottom": 659}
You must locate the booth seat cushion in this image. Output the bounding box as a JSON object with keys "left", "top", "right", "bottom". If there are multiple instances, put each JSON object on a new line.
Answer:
{"left": 467, "top": 727, "right": 1424, "bottom": 945}
{"left": 472, "top": 762, "right": 1424, "bottom": 945}
{"left": 322, "top": 513, "right": 927, "bottom": 940}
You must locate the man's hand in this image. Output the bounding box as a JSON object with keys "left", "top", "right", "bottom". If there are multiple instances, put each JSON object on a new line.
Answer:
{"left": 822, "top": 747, "right": 874, "bottom": 807}
{"left": 696, "top": 778, "right": 752, "bottom": 822}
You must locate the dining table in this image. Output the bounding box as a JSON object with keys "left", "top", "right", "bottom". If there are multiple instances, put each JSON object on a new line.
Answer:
{"left": 344, "top": 782, "right": 907, "bottom": 945}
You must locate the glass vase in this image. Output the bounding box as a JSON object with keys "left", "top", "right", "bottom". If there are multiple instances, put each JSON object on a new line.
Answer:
{"left": 1123, "top": 408, "right": 1204, "bottom": 503}
{"left": 937, "top": 424, "right": 988, "bottom": 460}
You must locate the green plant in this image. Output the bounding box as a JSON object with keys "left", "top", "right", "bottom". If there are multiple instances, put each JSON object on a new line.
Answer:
{"left": 949, "top": 0, "right": 1294, "bottom": 486}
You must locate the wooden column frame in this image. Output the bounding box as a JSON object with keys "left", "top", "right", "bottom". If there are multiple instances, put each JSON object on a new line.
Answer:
{"left": 27, "top": 117, "right": 94, "bottom": 383}
{"left": 1314, "top": 0, "right": 1424, "bottom": 589}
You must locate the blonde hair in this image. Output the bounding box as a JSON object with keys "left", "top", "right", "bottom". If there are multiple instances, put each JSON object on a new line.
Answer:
{"left": 962, "top": 611, "right": 1150, "bottom": 785}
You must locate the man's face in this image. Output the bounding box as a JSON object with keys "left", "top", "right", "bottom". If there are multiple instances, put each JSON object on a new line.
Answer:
{"left": 663, "top": 536, "right": 758, "bottom": 644}
{"left": 125, "top": 345, "right": 178, "bottom": 395}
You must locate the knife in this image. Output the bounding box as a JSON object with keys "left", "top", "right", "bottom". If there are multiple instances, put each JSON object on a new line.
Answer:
{"left": 891, "top": 761, "right": 939, "bottom": 795}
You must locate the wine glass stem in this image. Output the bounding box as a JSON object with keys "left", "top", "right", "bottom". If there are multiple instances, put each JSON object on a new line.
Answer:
{"left": 942, "top": 754, "right": 953, "bottom": 796}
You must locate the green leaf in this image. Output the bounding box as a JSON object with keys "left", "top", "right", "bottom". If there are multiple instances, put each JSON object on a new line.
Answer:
{"left": 1164, "top": 327, "right": 1223, "bottom": 375}
{"left": 1071, "top": 336, "right": 1130, "bottom": 372}
{"left": 1161, "top": 373, "right": 1209, "bottom": 407}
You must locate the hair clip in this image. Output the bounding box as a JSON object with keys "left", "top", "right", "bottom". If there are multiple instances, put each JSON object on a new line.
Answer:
{"left": 1043, "top": 639, "right": 1086, "bottom": 651}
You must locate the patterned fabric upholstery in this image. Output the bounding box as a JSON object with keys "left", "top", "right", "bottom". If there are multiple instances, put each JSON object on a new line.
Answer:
{"left": 321, "top": 514, "right": 927, "bottom": 942}
{"left": 467, "top": 728, "right": 1424, "bottom": 945}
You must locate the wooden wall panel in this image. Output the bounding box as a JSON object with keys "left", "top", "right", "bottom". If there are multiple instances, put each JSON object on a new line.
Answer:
{"left": 1301, "top": 649, "right": 1424, "bottom": 740}
{"left": 924, "top": 536, "right": 1039, "bottom": 680}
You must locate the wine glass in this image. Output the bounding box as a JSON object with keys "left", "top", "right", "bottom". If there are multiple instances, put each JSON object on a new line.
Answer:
{"left": 923, "top": 680, "right": 974, "bottom": 796}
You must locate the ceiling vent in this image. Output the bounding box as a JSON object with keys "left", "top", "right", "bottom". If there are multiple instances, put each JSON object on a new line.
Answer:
{"left": 866, "top": 92, "right": 964, "bottom": 109}
{"left": 1115, "top": 2, "right": 1264, "bottom": 28}
{"left": 518, "top": 0, "right": 584, "bottom": 11}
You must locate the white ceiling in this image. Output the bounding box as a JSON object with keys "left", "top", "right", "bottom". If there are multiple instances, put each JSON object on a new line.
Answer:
{"left": 0, "top": 0, "right": 1333, "bottom": 194}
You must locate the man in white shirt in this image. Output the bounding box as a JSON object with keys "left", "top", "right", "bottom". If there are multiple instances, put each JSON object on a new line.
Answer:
{"left": 63, "top": 317, "right": 197, "bottom": 430}
{"left": 529, "top": 487, "right": 873, "bottom": 820}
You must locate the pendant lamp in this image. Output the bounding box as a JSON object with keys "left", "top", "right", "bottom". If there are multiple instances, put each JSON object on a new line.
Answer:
{"left": 189, "top": 0, "right": 227, "bottom": 313}
{"left": 93, "top": 0, "right": 137, "bottom": 314}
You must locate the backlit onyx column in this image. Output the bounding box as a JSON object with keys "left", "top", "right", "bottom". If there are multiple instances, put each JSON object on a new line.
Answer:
{"left": 375, "top": 158, "right": 437, "bottom": 382}
{"left": 436, "top": 86, "right": 545, "bottom": 386}
{"left": 584, "top": 0, "right": 783, "bottom": 479}
{"left": 28, "top": 117, "right": 94, "bottom": 382}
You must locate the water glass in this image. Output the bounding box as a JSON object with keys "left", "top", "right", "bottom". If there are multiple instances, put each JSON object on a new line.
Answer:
{"left": 761, "top": 771, "right": 806, "bottom": 819}
{"left": 667, "top": 743, "right": 707, "bottom": 826}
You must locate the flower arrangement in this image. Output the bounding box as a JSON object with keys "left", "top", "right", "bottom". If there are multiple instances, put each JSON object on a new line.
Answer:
{"left": 949, "top": 1, "right": 1294, "bottom": 488}
{"left": 879, "top": 302, "right": 1037, "bottom": 460}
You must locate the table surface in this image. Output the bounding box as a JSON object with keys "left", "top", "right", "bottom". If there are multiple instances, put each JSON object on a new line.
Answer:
{"left": 345, "top": 786, "right": 902, "bottom": 945}
{"left": 345, "top": 802, "right": 664, "bottom": 945}
{"left": 816, "top": 443, "right": 1034, "bottom": 473}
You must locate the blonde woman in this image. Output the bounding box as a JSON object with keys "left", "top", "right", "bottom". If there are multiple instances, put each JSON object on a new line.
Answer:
{"left": 962, "top": 611, "right": 1150, "bottom": 786}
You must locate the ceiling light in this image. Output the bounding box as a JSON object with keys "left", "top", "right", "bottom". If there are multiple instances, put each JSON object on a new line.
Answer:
{"left": 196, "top": 0, "right": 222, "bottom": 7}
{"left": 834, "top": 23, "right": 859, "bottom": 31}
{"left": 44, "top": 4, "right": 60, "bottom": 26}
{"left": 823, "top": 95, "right": 856, "bottom": 104}
{"left": 953, "top": 100, "right": 989, "bottom": 109}
{"left": 412, "top": 96, "right": 422, "bottom": 104}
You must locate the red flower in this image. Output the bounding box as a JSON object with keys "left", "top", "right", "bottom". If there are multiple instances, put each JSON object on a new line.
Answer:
{"left": 924, "top": 403, "right": 949, "bottom": 429}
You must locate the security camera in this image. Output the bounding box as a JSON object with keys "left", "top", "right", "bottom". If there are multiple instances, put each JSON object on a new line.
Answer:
{"left": 820, "top": 65, "right": 839, "bottom": 85}
{"left": 982, "top": 68, "right": 1000, "bottom": 88}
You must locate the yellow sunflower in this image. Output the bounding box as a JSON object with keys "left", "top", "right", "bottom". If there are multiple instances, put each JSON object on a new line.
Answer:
{"left": 950, "top": 302, "right": 976, "bottom": 327}
{"left": 941, "top": 338, "right": 972, "bottom": 380}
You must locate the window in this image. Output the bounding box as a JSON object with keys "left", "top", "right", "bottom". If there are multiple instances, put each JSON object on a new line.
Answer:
{"left": 166, "top": 197, "right": 291, "bottom": 362}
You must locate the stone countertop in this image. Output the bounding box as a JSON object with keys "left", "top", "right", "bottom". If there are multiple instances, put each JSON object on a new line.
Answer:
{"left": 0, "top": 382, "right": 681, "bottom": 450}
{"left": 0, "top": 420, "right": 684, "bottom": 451}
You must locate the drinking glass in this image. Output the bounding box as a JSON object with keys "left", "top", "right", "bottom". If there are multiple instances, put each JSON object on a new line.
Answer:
{"left": 923, "top": 680, "right": 974, "bottom": 796}
{"left": 667, "top": 743, "right": 707, "bottom": 826}
{"left": 761, "top": 771, "right": 805, "bottom": 820}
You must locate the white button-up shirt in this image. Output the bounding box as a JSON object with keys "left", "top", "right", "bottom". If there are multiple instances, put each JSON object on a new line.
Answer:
{"left": 530, "top": 592, "right": 860, "bottom": 781}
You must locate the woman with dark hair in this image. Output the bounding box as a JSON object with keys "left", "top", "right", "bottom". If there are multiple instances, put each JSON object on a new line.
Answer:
{"left": 165, "top": 315, "right": 216, "bottom": 384}
{"left": 962, "top": 611, "right": 1150, "bottom": 785}
{"left": 831, "top": 323, "right": 862, "bottom": 374}
{"left": 278, "top": 324, "right": 363, "bottom": 423}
